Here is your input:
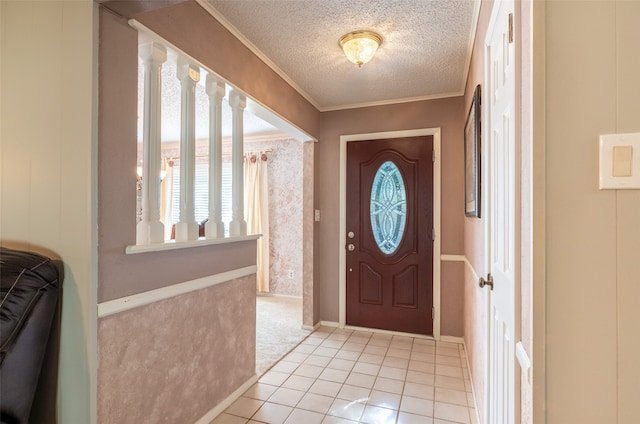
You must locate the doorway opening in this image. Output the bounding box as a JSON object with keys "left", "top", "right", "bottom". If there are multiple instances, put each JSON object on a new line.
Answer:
{"left": 248, "top": 137, "right": 314, "bottom": 375}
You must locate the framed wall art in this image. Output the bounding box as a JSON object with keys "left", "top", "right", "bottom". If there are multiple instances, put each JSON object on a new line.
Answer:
{"left": 464, "top": 84, "right": 481, "bottom": 217}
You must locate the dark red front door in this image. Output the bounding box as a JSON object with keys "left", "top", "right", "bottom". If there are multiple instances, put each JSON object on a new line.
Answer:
{"left": 346, "top": 136, "right": 433, "bottom": 335}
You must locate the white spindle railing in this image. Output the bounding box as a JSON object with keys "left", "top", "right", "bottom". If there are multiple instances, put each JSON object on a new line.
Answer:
{"left": 205, "top": 75, "right": 226, "bottom": 238}
{"left": 174, "top": 60, "right": 200, "bottom": 241}
{"left": 137, "top": 42, "right": 167, "bottom": 245}
{"left": 228, "top": 90, "right": 247, "bottom": 237}
{"left": 137, "top": 39, "right": 251, "bottom": 245}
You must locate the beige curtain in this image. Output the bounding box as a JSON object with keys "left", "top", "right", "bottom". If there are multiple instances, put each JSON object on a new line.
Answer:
{"left": 160, "top": 158, "right": 175, "bottom": 241}
{"left": 244, "top": 152, "right": 270, "bottom": 292}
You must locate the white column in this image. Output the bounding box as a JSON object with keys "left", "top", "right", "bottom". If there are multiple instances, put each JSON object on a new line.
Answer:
{"left": 205, "top": 76, "right": 225, "bottom": 238}
{"left": 136, "top": 43, "right": 167, "bottom": 245}
{"left": 228, "top": 90, "right": 247, "bottom": 236}
{"left": 174, "top": 60, "right": 200, "bottom": 241}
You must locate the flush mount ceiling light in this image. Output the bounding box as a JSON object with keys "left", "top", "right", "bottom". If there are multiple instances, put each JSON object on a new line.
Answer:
{"left": 339, "top": 30, "right": 382, "bottom": 67}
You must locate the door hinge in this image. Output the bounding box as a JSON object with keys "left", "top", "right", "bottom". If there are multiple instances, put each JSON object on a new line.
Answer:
{"left": 432, "top": 306, "right": 435, "bottom": 320}
{"left": 508, "top": 13, "right": 514, "bottom": 43}
{"left": 432, "top": 150, "right": 436, "bottom": 162}
{"left": 431, "top": 228, "right": 435, "bottom": 241}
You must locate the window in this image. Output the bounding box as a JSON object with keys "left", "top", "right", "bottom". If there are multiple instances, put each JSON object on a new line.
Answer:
{"left": 370, "top": 161, "right": 406, "bottom": 255}
{"left": 170, "top": 160, "right": 233, "bottom": 236}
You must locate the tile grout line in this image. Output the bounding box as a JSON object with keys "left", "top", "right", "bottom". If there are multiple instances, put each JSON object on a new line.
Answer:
{"left": 219, "top": 326, "right": 476, "bottom": 424}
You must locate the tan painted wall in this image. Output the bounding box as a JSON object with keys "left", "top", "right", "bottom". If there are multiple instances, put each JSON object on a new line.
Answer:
{"left": 0, "top": 1, "right": 97, "bottom": 422}
{"left": 317, "top": 98, "right": 466, "bottom": 335}
{"left": 545, "top": 1, "right": 640, "bottom": 423}
{"left": 460, "top": 1, "right": 493, "bottom": 419}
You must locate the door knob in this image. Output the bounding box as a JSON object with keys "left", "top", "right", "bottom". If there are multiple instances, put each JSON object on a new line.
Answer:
{"left": 347, "top": 244, "right": 355, "bottom": 251}
{"left": 479, "top": 273, "right": 494, "bottom": 290}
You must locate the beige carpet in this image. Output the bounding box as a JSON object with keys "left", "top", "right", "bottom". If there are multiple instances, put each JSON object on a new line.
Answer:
{"left": 256, "top": 294, "right": 311, "bottom": 376}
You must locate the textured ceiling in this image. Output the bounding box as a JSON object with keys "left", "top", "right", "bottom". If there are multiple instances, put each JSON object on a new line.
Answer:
{"left": 201, "top": 0, "right": 479, "bottom": 111}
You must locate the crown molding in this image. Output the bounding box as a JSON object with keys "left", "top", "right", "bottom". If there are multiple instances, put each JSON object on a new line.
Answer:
{"left": 195, "top": 0, "right": 321, "bottom": 111}
{"left": 195, "top": 0, "right": 476, "bottom": 113}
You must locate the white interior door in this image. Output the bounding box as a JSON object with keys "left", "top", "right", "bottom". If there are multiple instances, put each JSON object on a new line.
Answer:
{"left": 486, "top": 0, "right": 517, "bottom": 423}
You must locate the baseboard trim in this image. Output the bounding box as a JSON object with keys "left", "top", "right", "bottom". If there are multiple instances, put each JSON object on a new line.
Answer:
{"left": 302, "top": 322, "right": 321, "bottom": 331}
{"left": 440, "top": 335, "right": 465, "bottom": 344}
{"left": 194, "top": 374, "right": 258, "bottom": 424}
{"left": 317, "top": 321, "right": 467, "bottom": 343}
{"left": 461, "top": 339, "right": 482, "bottom": 424}
{"left": 345, "top": 324, "right": 436, "bottom": 341}
{"left": 256, "top": 292, "right": 302, "bottom": 300}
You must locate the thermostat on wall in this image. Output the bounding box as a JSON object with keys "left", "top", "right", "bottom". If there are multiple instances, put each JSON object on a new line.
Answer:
{"left": 599, "top": 133, "right": 640, "bottom": 189}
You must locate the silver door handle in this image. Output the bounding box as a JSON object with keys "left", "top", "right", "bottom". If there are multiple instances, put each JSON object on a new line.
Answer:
{"left": 347, "top": 244, "right": 355, "bottom": 251}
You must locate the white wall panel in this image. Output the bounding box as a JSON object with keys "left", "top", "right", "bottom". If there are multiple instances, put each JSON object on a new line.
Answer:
{"left": 0, "top": 1, "right": 98, "bottom": 423}
{"left": 615, "top": 2, "right": 640, "bottom": 422}
{"left": 545, "top": 1, "right": 640, "bottom": 423}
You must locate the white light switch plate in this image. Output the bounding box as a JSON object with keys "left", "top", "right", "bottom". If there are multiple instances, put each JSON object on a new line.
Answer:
{"left": 599, "top": 133, "right": 640, "bottom": 189}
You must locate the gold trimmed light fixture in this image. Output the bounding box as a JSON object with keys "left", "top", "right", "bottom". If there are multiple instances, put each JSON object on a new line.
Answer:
{"left": 339, "top": 30, "right": 382, "bottom": 67}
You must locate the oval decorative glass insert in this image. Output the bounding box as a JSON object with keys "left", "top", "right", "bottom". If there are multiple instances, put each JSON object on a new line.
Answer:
{"left": 370, "top": 161, "right": 407, "bottom": 254}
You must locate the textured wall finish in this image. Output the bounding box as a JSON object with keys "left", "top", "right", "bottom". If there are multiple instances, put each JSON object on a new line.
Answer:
{"left": 266, "top": 139, "right": 303, "bottom": 296}
{"left": 97, "top": 275, "right": 256, "bottom": 424}
{"left": 302, "top": 142, "right": 316, "bottom": 327}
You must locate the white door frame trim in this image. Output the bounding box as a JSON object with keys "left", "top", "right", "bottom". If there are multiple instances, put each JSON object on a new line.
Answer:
{"left": 339, "top": 128, "right": 442, "bottom": 340}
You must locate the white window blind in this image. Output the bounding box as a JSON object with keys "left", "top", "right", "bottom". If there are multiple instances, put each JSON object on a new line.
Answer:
{"left": 170, "top": 160, "right": 233, "bottom": 236}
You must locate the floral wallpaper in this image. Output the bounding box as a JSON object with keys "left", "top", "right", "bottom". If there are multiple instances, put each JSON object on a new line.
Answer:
{"left": 150, "top": 137, "right": 306, "bottom": 297}
{"left": 246, "top": 138, "right": 304, "bottom": 297}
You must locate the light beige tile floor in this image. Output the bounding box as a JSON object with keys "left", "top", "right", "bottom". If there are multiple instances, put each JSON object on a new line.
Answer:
{"left": 213, "top": 327, "right": 478, "bottom": 424}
